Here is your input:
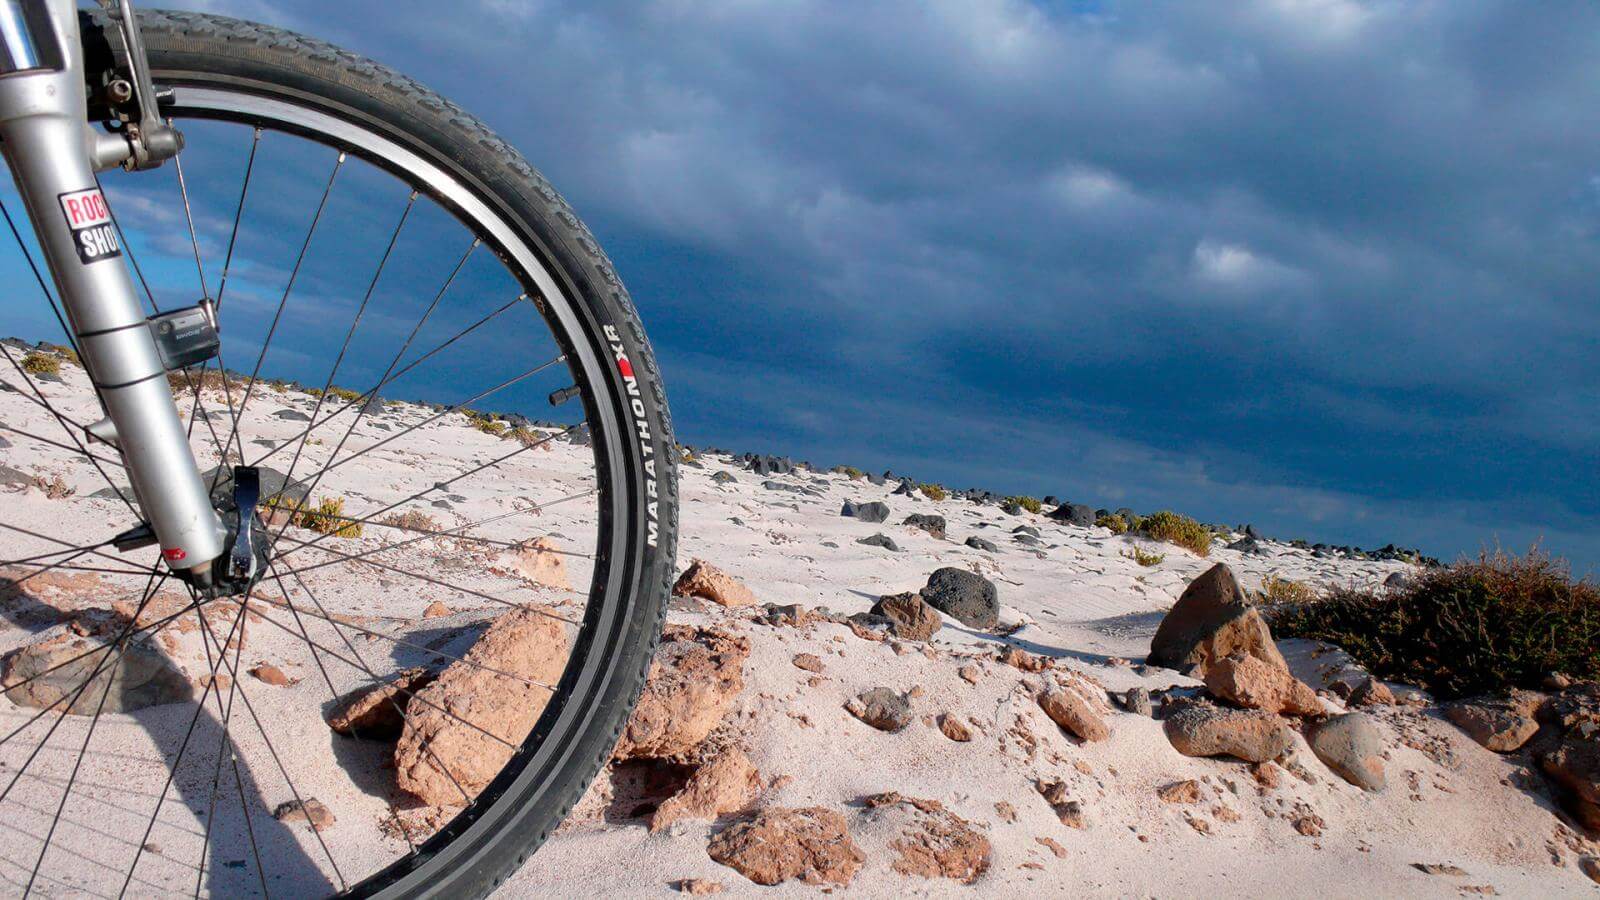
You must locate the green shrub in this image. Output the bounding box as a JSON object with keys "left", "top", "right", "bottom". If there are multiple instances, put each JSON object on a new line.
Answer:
{"left": 379, "top": 508, "right": 439, "bottom": 533}
{"left": 1097, "top": 514, "right": 1129, "bottom": 534}
{"left": 463, "top": 409, "right": 507, "bottom": 436}
{"left": 1003, "top": 495, "right": 1042, "bottom": 514}
{"left": 1267, "top": 549, "right": 1600, "bottom": 700}
{"left": 37, "top": 343, "right": 78, "bottom": 366}
{"left": 1121, "top": 547, "right": 1164, "bottom": 567}
{"left": 1261, "top": 575, "right": 1315, "bottom": 605}
{"left": 833, "top": 466, "right": 865, "bottom": 480}
{"left": 918, "top": 483, "right": 948, "bottom": 501}
{"left": 1140, "top": 510, "right": 1212, "bottom": 557}
{"left": 268, "top": 495, "right": 363, "bottom": 538}
{"left": 327, "top": 386, "right": 362, "bottom": 403}
{"left": 20, "top": 352, "right": 59, "bottom": 376}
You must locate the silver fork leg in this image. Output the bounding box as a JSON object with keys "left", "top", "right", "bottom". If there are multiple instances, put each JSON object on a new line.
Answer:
{"left": 0, "top": 0, "right": 223, "bottom": 572}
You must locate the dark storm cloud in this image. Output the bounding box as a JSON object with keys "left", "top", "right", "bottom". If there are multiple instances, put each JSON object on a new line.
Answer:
{"left": 191, "top": 0, "right": 1600, "bottom": 570}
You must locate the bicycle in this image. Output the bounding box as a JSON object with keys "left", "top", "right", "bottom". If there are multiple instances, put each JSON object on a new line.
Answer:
{"left": 0, "top": 1, "right": 676, "bottom": 895}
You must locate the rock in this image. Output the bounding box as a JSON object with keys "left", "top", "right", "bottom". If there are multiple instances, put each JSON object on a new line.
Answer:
{"left": 272, "top": 409, "right": 311, "bottom": 421}
{"left": 964, "top": 536, "right": 998, "bottom": 553}
{"left": 1348, "top": 677, "right": 1395, "bottom": 707}
{"left": 1057, "top": 800, "right": 1088, "bottom": 829}
{"left": 498, "top": 537, "right": 571, "bottom": 592}
{"left": 676, "top": 879, "right": 725, "bottom": 895}
{"left": 422, "top": 601, "right": 451, "bottom": 618}
{"left": 1539, "top": 734, "right": 1600, "bottom": 829}
{"left": 1579, "top": 856, "right": 1600, "bottom": 885}
{"left": 855, "top": 533, "right": 901, "bottom": 552}
{"left": 1413, "top": 863, "right": 1469, "bottom": 877}
{"left": 1046, "top": 503, "right": 1095, "bottom": 526}
{"left": 1, "top": 633, "right": 191, "bottom": 715}
{"left": 792, "top": 653, "right": 824, "bottom": 673}
{"left": 869, "top": 592, "right": 942, "bottom": 641}
{"left": 1000, "top": 646, "right": 1051, "bottom": 672}
{"left": 938, "top": 714, "right": 973, "bottom": 742}
{"left": 706, "top": 806, "right": 864, "bottom": 886}
{"left": 958, "top": 664, "right": 981, "bottom": 685}
{"left": 711, "top": 470, "right": 737, "bottom": 485}
{"left": 651, "top": 748, "right": 760, "bottom": 832}
{"left": 862, "top": 793, "right": 990, "bottom": 884}
{"left": 841, "top": 500, "right": 889, "bottom": 523}
{"left": 1203, "top": 652, "right": 1322, "bottom": 716}
{"left": 249, "top": 664, "right": 291, "bottom": 686}
{"left": 1157, "top": 780, "right": 1201, "bottom": 804}
{"left": 920, "top": 568, "right": 998, "bottom": 630}
{"left": 1012, "top": 525, "right": 1041, "bottom": 538}
{"left": 846, "top": 687, "right": 912, "bottom": 732}
{"left": 327, "top": 666, "right": 439, "bottom": 740}
{"left": 902, "top": 514, "right": 946, "bottom": 540}
{"left": 1148, "top": 563, "right": 1285, "bottom": 677}
{"left": 1163, "top": 703, "right": 1295, "bottom": 763}
{"left": 272, "top": 798, "right": 334, "bottom": 831}
{"left": 616, "top": 625, "right": 749, "bottom": 759}
{"left": 1122, "top": 687, "right": 1153, "bottom": 717}
{"left": 1038, "top": 688, "right": 1109, "bottom": 742}
{"left": 1306, "top": 713, "right": 1387, "bottom": 791}
{"left": 672, "top": 559, "right": 757, "bottom": 607}
{"left": 1227, "top": 537, "right": 1265, "bottom": 555}
{"left": 1445, "top": 691, "right": 1544, "bottom": 752}
{"left": 395, "top": 606, "right": 570, "bottom": 804}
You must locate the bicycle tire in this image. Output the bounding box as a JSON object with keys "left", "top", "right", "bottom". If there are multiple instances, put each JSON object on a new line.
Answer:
{"left": 77, "top": 8, "right": 679, "bottom": 897}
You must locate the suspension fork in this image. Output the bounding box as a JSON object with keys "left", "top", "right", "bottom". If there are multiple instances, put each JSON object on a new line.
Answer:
{"left": 0, "top": 0, "right": 223, "bottom": 575}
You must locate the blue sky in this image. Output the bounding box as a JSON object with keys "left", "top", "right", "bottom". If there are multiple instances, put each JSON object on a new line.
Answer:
{"left": 5, "top": 1, "right": 1597, "bottom": 573}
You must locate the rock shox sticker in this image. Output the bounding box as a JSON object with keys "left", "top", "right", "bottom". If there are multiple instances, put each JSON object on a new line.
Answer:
{"left": 56, "top": 188, "right": 122, "bottom": 264}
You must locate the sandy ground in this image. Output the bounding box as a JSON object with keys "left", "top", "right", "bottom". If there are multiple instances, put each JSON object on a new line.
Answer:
{"left": 0, "top": 358, "right": 1594, "bottom": 897}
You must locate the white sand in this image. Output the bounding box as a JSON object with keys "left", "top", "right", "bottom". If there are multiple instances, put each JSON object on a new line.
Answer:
{"left": 0, "top": 360, "right": 1593, "bottom": 897}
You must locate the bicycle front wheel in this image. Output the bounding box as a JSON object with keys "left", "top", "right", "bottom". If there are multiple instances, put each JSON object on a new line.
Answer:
{"left": 0, "top": 8, "right": 676, "bottom": 897}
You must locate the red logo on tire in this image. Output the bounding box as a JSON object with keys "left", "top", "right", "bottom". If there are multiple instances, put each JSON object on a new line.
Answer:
{"left": 617, "top": 356, "right": 634, "bottom": 378}
{"left": 163, "top": 547, "right": 187, "bottom": 562}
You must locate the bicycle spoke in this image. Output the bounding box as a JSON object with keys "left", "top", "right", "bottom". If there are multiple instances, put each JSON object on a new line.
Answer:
{"left": 246, "top": 289, "right": 525, "bottom": 469}
{"left": 193, "top": 591, "right": 346, "bottom": 893}
{"left": 0, "top": 196, "right": 79, "bottom": 357}
{"left": 0, "top": 343, "right": 138, "bottom": 519}
{"left": 0, "top": 418, "right": 126, "bottom": 469}
{"left": 262, "top": 358, "right": 566, "bottom": 516}
{"left": 274, "top": 191, "right": 418, "bottom": 505}
{"left": 266, "top": 565, "right": 474, "bottom": 813}
{"left": 116, "top": 603, "right": 251, "bottom": 899}
{"left": 0, "top": 570, "right": 163, "bottom": 826}
{"left": 267, "top": 503, "right": 593, "bottom": 559}
{"left": 212, "top": 151, "right": 346, "bottom": 471}
{"left": 191, "top": 596, "right": 268, "bottom": 899}
{"left": 243, "top": 593, "right": 522, "bottom": 752}
{"left": 271, "top": 428, "right": 577, "bottom": 565}
{"left": 249, "top": 581, "right": 556, "bottom": 691}
{"left": 214, "top": 127, "right": 262, "bottom": 311}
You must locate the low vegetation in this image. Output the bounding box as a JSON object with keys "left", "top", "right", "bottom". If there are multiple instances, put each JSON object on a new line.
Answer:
{"left": 1004, "top": 495, "right": 1042, "bottom": 514}
{"left": 267, "top": 494, "right": 363, "bottom": 538}
{"left": 463, "top": 409, "right": 508, "bottom": 436}
{"left": 20, "top": 352, "right": 59, "bottom": 376}
{"left": 918, "top": 483, "right": 948, "bottom": 501}
{"left": 1096, "top": 513, "right": 1130, "bottom": 534}
{"left": 327, "top": 386, "right": 362, "bottom": 403}
{"left": 1260, "top": 574, "right": 1315, "bottom": 604}
{"left": 833, "top": 465, "right": 865, "bottom": 480}
{"left": 1121, "top": 547, "right": 1165, "bottom": 567}
{"left": 1268, "top": 549, "right": 1600, "bottom": 699}
{"left": 1139, "top": 510, "right": 1213, "bottom": 557}
{"left": 379, "top": 508, "right": 440, "bottom": 533}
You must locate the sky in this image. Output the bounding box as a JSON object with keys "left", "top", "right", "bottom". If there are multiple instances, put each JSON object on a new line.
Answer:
{"left": 4, "top": 0, "right": 1597, "bottom": 574}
